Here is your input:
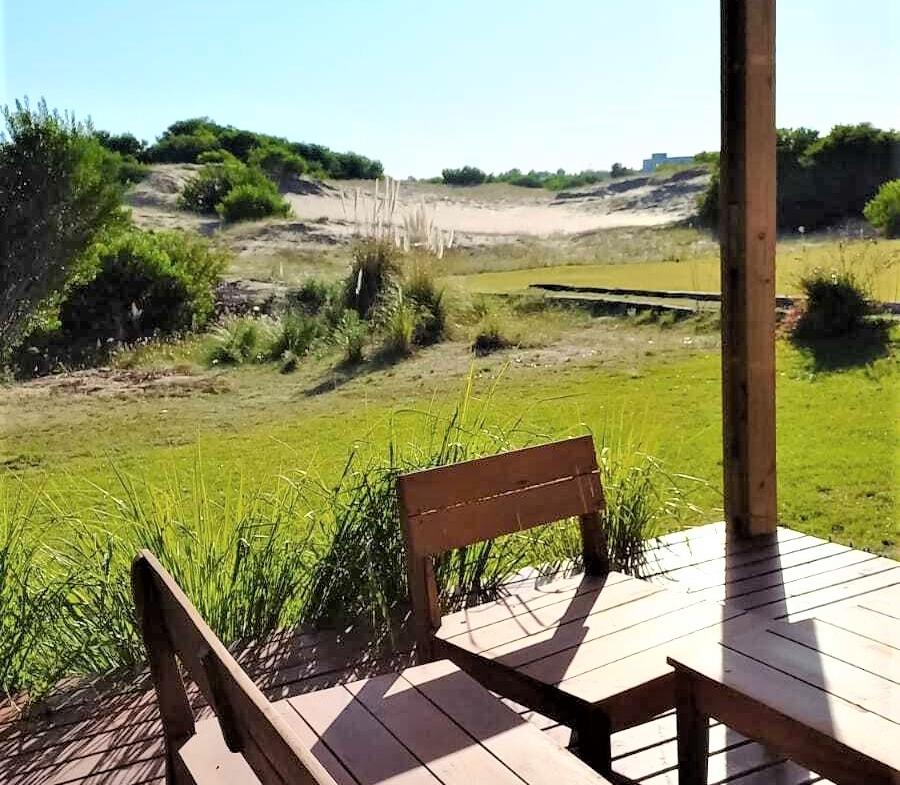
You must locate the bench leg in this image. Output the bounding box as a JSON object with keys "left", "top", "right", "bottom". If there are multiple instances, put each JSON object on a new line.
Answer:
{"left": 572, "top": 710, "right": 612, "bottom": 774}
{"left": 675, "top": 674, "right": 709, "bottom": 785}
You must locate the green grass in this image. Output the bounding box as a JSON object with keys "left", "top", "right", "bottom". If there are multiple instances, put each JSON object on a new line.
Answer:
{"left": 3, "top": 334, "right": 897, "bottom": 556}
{"left": 452, "top": 238, "right": 900, "bottom": 301}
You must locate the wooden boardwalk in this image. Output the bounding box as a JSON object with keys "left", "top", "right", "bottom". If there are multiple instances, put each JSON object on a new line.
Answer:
{"left": 1, "top": 522, "right": 898, "bottom": 785}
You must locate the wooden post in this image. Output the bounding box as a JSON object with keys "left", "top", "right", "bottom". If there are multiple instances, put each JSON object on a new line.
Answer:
{"left": 720, "top": 0, "right": 778, "bottom": 537}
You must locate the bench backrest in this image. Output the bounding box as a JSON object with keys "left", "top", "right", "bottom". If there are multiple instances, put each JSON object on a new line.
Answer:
{"left": 131, "top": 550, "right": 337, "bottom": 785}
{"left": 397, "top": 435, "right": 608, "bottom": 658}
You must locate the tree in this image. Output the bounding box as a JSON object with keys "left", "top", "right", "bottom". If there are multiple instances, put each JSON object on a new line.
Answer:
{"left": 610, "top": 162, "right": 634, "bottom": 178}
{"left": 0, "top": 99, "right": 125, "bottom": 350}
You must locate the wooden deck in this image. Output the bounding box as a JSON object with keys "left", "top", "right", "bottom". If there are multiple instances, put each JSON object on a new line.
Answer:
{"left": 1, "top": 522, "right": 898, "bottom": 785}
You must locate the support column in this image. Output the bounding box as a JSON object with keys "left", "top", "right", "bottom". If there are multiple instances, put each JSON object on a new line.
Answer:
{"left": 720, "top": 0, "right": 778, "bottom": 536}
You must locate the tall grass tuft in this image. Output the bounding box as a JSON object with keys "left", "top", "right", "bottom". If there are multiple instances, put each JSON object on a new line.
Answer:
{"left": 203, "top": 316, "right": 276, "bottom": 366}
{"left": 1, "top": 376, "right": 704, "bottom": 707}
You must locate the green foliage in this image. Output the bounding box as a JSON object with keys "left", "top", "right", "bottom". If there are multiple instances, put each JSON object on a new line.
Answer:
{"left": 864, "top": 179, "right": 900, "bottom": 238}
{"left": 145, "top": 117, "right": 383, "bottom": 178}
{"left": 381, "top": 294, "right": 416, "bottom": 357}
{"left": 217, "top": 182, "right": 291, "bottom": 223}
{"left": 404, "top": 264, "right": 447, "bottom": 345}
{"left": 248, "top": 144, "right": 308, "bottom": 185}
{"left": 203, "top": 316, "right": 275, "bottom": 366}
{"left": 268, "top": 311, "right": 322, "bottom": 361}
{"left": 792, "top": 269, "right": 874, "bottom": 340}
{"left": 94, "top": 130, "right": 147, "bottom": 160}
{"left": 288, "top": 278, "right": 339, "bottom": 316}
{"left": 178, "top": 160, "right": 289, "bottom": 222}
{"left": 56, "top": 229, "right": 226, "bottom": 346}
{"left": 334, "top": 310, "right": 367, "bottom": 363}
{"left": 610, "top": 162, "right": 635, "bottom": 178}
{"left": 0, "top": 471, "right": 318, "bottom": 705}
{"left": 472, "top": 313, "right": 511, "bottom": 356}
{"left": 196, "top": 149, "right": 238, "bottom": 165}
{"left": 442, "top": 165, "right": 487, "bottom": 186}
{"left": 698, "top": 124, "right": 900, "bottom": 231}
{"left": 0, "top": 99, "right": 126, "bottom": 352}
{"left": 344, "top": 240, "right": 399, "bottom": 318}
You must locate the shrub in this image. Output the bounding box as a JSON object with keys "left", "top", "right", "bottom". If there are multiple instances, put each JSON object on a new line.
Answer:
{"left": 472, "top": 313, "right": 511, "bottom": 355}
{"left": 203, "top": 316, "right": 275, "bottom": 366}
{"left": 864, "top": 179, "right": 900, "bottom": 238}
{"left": 791, "top": 269, "right": 874, "bottom": 340}
{"left": 248, "top": 144, "right": 308, "bottom": 185}
{"left": 115, "top": 155, "right": 149, "bottom": 184}
{"left": 344, "top": 240, "right": 399, "bottom": 318}
{"left": 441, "top": 166, "right": 487, "bottom": 186}
{"left": 381, "top": 294, "right": 416, "bottom": 357}
{"left": 0, "top": 99, "right": 126, "bottom": 351}
{"left": 148, "top": 131, "right": 221, "bottom": 163}
{"left": 94, "top": 131, "right": 147, "bottom": 160}
{"left": 196, "top": 149, "right": 238, "bottom": 165}
{"left": 334, "top": 310, "right": 367, "bottom": 363}
{"left": 217, "top": 182, "right": 291, "bottom": 223}
{"left": 178, "top": 162, "right": 244, "bottom": 213}
{"left": 610, "top": 162, "right": 635, "bottom": 178}
{"left": 288, "top": 278, "right": 339, "bottom": 316}
{"left": 404, "top": 264, "right": 446, "bottom": 345}
{"left": 268, "top": 311, "right": 322, "bottom": 360}
{"left": 58, "top": 229, "right": 227, "bottom": 345}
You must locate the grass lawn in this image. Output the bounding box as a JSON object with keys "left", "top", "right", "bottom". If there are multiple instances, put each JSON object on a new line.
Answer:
{"left": 4, "top": 331, "right": 897, "bottom": 556}
{"left": 452, "top": 238, "right": 900, "bottom": 301}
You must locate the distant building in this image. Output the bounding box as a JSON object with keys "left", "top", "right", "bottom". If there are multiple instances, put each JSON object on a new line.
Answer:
{"left": 642, "top": 152, "right": 695, "bottom": 173}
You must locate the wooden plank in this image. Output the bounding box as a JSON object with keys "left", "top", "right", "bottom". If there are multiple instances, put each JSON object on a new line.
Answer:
{"left": 409, "top": 472, "right": 602, "bottom": 556}
{"left": 645, "top": 531, "right": 828, "bottom": 585}
{"left": 858, "top": 584, "right": 900, "bottom": 619}
{"left": 346, "top": 672, "right": 525, "bottom": 785}
{"left": 461, "top": 589, "right": 705, "bottom": 670}
{"left": 669, "top": 647, "right": 900, "bottom": 780}
{"left": 397, "top": 436, "right": 598, "bottom": 515}
{"left": 813, "top": 605, "right": 900, "bottom": 650}
{"left": 770, "top": 619, "right": 900, "bottom": 684}
{"left": 700, "top": 548, "right": 877, "bottom": 603}
{"left": 178, "top": 719, "right": 260, "bottom": 785}
{"left": 719, "top": 0, "right": 778, "bottom": 537}
{"left": 724, "top": 628, "right": 900, "bottom": 724}
{"left": 731, "top": 559, "right": 900, "bottom": 613}
{"left": 436, "top": 572, "right": 630, "bottom": 638}
{"left": 440, "top": 575, "right": 669, "bottom": 651}
{"left": 523, "top": 602, "right": 744, "bottom": 686}
{"left": 765, "top": 570, "right": 900, "bottom": 621}
{"left": 642, "top": 528, "right": 808, "bottom": 577}
{"left": 562, "top": 613, "right": 760, "bottom": 725}
{"left": 401, "top": 660, "right": 606, "bottom": 785}
{"left": 287, "top": 685, "right": 440, "bottom": 785}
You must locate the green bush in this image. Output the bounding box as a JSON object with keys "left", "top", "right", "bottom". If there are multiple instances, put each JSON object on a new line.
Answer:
{"left": 792, "top": 269, "right": 874, "bottom": 339}
{"left": 288, "top": 278, "right": 338, "bottom": 315}
{"left": 0, "top": 99, "right": 126, "bottom": 351}
{"left": 404, "top": 264, "right": 446, "bottom": 345}
{"left": 248, "top": 144, "right": 308, "bottom": 185}
{"left": 178, "top": 162, "right": 245, "bottom": 213}
{"left": 268, "top": 311, "right": 322, "bottom": 360}
{"left": 864, "top": 179, "right": 900, "bottom": 238}
{"left": 381, "top": 295, "right": 416, "bottom": 357}
{"left": 699, "top": 124, "right": 900, "bottom": 232}
{"left": 442, "top": 166, "right": 487, "bottom": 186}
{"left": 58, "top": 229, "right": 227, "bottom": 345}
{"left": 145, "top": 117, "right": 383, "bottom": 177}
{"left": 472, "top": 314, "right": 511, "bottom": 356}
{"left": 344, "top": 240, "right": 399, "bottom": 318}
{"left": 217, "top": 182, "right": 291, "bottom": 223}
{"left": 196, "top": 149, "right": 238, "bottom": 165}
{"left": 204, "top": 317, "right": 275, "bottom": 366}
{"left": 334, "top": 310, "right": 367, "bottom": 364}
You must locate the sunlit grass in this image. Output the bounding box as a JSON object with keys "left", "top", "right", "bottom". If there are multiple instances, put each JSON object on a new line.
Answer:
{"left": 452, "top": 238, "right": 900, "bottom": 302}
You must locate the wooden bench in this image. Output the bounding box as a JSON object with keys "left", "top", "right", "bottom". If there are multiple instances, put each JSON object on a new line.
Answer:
{"left": 132, "top": 549, "right": 614, "bottom": 785}
{"left": 398, "top": 435, "right": 751, "bottom": 772}
{"left": 669, "top": 614, "right": 900, "bottom": 784}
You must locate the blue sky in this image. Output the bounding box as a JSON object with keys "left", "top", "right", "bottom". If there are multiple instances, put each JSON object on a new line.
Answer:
{"left": 3, "top": 0, "right": 898, "bottom": 177}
